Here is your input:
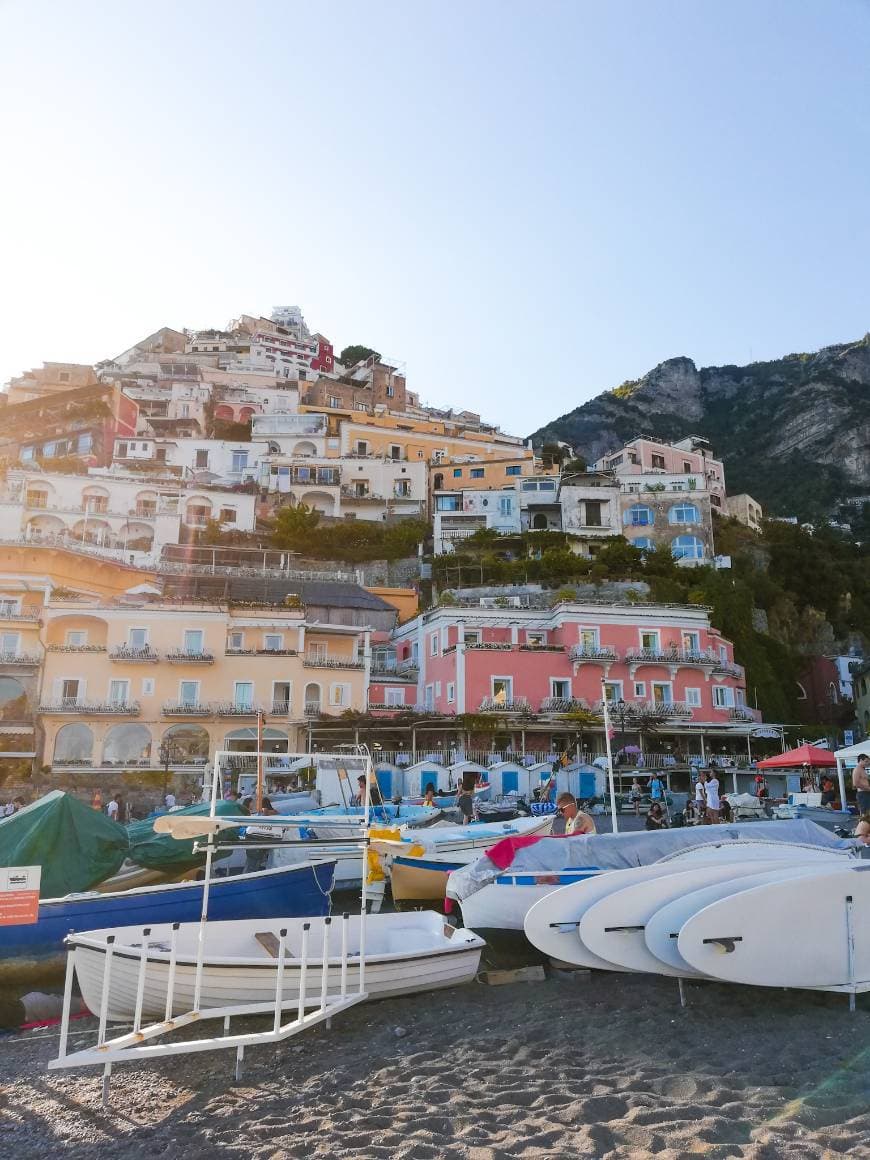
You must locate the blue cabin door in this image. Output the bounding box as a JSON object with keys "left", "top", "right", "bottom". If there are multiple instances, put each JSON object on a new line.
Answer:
{"left": 502, "top": 770, "right": 519, "bottom": 794}
{"left": 376, "top": 770, "right": 393, "bottom": 799}
{"left": 577, "top": 772, "right": 596, "bottom": 800}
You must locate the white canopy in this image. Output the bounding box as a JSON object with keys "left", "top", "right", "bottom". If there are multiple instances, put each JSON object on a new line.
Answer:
{"left": 832, "top": 740, "right": 870, "bottom": 764}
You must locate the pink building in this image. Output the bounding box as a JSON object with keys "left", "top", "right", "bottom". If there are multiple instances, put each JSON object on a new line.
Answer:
{"left": 592, "top": 435, "right": 726, "bottom": 502}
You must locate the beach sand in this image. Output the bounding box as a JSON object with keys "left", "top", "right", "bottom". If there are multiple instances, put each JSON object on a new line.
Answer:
{"left": 1, "top": 966, "right": 868, "bottom": 1159}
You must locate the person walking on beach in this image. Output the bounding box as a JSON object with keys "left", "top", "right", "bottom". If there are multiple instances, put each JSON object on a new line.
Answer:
{"left": 556, "top": 793, "right": 596, "bottom": 835}
{"left": 649, "top": 774, "right": 664, "bottom": 807}
{"left": 705, "top": 771, "right": 721, "bottom": 823}
{"left": 106, "top": 794, "right": 119, "bottom": 822}
{"left": 694, "top": 773, "right": 707, "bottom": 823}
{"left": 164, "top": 790, "right": 176, "bottom": 810}
{"left": 852, "top": 754, "right": 870, "bottom": 814}
{"left": 629, "top": 778, "right": 643, "bottom": 816}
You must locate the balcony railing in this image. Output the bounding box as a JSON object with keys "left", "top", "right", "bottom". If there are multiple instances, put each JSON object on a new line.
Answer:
{"left": 366, "top": 702, "right": 411, "bottom": 711}
{"left": 304, "top": 701, "right": 322, "bottom": 716}
{"left": 109, "top": 646, "right": 159, "bottom": 663}
{"left": 0, "top": 652, "right": 41, "bottom": 665}
{"left": 302, "top": 654, "right": 365, "bottom": 669}
{"left": 165, "top": 650, "right": 216, "bottom": 664}
{"left": 212, "top": 702, "right": 262, "bottom": 716}
{"left": 729, "top": 706, "right": 761, "bottom": 722}
{"left": 715, "top": 661, "right": 746, "bottom": 679}
{"left": 625, "top": 648, "right": 719, "bottom": 666}
{"left": 38, "top": 700, "right": 141, "bottom": 715}
{"left": 464, "top": 641, "right": 512, "bottom": 651}
{"left": 569, "top": 646, "right": 618, "bottom": 662}
{"left": 269, "top": 700, "right": 292, "bottom": 716}
{"left": 539, "top": 697, "right": 596, "bottom": 713}
{"left": 479, "top": 697, "right": 532, "bottom": 713}
{"left": 46, "top": 644, "right": 107, "bottom": 653}
{"left": 162, "top": 702, "right": 213, "bottom": 717}
{"left": 0, "top": 606, "right": 41, "bottom": 621}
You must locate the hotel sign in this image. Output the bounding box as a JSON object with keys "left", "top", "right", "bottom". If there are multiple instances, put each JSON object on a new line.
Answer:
{"left": 0, "top": 866, "right": 41, "bottom": 926}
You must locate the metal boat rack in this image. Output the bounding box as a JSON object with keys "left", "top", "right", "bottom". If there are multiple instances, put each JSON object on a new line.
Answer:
{"left": 48, "top": 749, "right": 376, "bottom": 1100}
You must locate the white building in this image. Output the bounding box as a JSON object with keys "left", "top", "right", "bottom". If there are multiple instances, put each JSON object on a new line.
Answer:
{"left": 433, "top": 487, "right": 521, "bottom": 554}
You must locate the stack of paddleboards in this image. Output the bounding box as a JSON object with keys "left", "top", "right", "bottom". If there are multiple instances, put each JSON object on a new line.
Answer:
{"left": 524, "top": 845, "right": 869, "bottom": 996}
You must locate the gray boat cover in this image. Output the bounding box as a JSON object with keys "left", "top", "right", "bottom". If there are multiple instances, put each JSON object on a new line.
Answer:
{"left": 446, "top": 819, "right": 852, "bottom": 902}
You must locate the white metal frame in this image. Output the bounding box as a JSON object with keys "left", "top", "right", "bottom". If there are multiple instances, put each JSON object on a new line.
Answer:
{"left": 49, "top": 747, "right": 375, "bottom": 1098}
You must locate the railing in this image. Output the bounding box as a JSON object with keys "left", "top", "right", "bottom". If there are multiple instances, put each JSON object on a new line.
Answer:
{"left": 519, "top": 643, "right": 564, "bottom": 652}
{"left": 478, "top": 698, "right": 532, "bottom": 713}
{"left": 109, "top": 646, "right": 159, "bottom": 662}
{"left": 162, "top": 702, "right": 213, "bottom": 717}
{"left": 255, "top": 648, "right": 299, "bottom": 657}
{"left": 715, "top": 661, "right": 746, "bottom": 679}
{"left": 302, "top": 654, "right": 365, "bottom": 669}
{"left": 728, "top": 706, "right": 761, "bottom": 722}
{"left": 304, "top": 701, "right": 322, "bottom": 716}
{"left": 569, "top": 646, "right": 618, "bottom": 661}
{"left": 0, "top": 652, "right": 41, "bottom": 665}
{"left": 539, "top": 697, "right": 596, "bottom": 713}
{"left": 212, "top": 702, "right": 263, "bottom": 716}
{"left": 625, "top": 648, "right": 719, "bottom": 666}
{"left": 269, "top": 700, "right": 292, "bottom": 715}
{"left": 366, "top": 702, "right": 411, "bottom": 711}
{"left": 165, "top": 650, "right": 216, "bottom": 664}
{"left": 438, "top": 527, "right": 484, "bottom": 540}
{"left": 0, "top": 606, "right": 41, "bottom": 621}
{"left": 464, "top": 641, "right": 512, "bottom": 651}
{"left": 38, "top": 700, "right": 141, "bottom": 715}
{"left": 46, "top": 644, "right": 107, "bottom": 653}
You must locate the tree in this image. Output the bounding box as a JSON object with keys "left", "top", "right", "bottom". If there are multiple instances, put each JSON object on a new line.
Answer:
{"left": 271, "top": 503, "right": 322, "bottom": 550}
{"left": 561, "top": 457, "right": 587, "bottom": 474}
{"left": 340, "top": 345, "right": 380, "bottom": 367}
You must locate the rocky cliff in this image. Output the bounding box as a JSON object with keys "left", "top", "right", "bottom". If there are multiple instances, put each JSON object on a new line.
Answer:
{"left": 530, "top": 335, "right": 870, "bottom": 518}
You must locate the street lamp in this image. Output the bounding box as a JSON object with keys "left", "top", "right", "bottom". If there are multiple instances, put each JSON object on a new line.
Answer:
{"left": 616, "top": 698, "right": 627, "bottom": 762}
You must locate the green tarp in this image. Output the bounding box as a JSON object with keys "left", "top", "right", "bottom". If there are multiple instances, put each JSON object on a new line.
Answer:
{"left": 0, "top": 790, "right": 129, "bottom": 898}
{"left": 127, "top": 800, "right": 249, "bottom": 871}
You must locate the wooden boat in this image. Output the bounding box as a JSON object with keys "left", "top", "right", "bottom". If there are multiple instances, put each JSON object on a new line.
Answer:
{"left": 68, "top": 911, "right": 486, "bottom": 1022}
{"left": 0, "top": 861, "right": 336, "bottom": 979}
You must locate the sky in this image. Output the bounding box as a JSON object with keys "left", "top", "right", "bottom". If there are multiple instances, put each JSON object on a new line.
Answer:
{"left": 1, "top": 0, "right": 869, "bottom": 435}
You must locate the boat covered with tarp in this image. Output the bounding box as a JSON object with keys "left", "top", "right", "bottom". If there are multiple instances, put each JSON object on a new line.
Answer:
{"left": 127, "top": 800, "right": 248, "bottom": 872}
{"left": 0, "top": 791, "right": 128, "bottom": 897}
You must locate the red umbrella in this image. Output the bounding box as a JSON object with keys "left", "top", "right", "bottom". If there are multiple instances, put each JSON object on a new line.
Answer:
{"left": 756, "top": 744, "right": 836, "bottom": 769}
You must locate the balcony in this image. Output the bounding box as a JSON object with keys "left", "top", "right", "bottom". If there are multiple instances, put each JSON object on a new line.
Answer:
{"left": 729, "top": 706, "right": 761, "bottom": 723}
{"left": 464, "top": 641, "right": 512, "bottom": 651}
{"left": 39, "top": 700, "right": 140, "bottom": 715}
{"left": 569, "top": 646, "right": 618, "bottom": 662}
{"left": 46, "top": 644, "right": 107, "bottom": 653}
{"left": 109, "top": 646, "right": 159, "bottom": 663}
{"left": 715, "top": 661, "right": 746, "bottom": 680}
{"left": 269, "top": 700, "right": 292, "bottom": 716}
{"left": 479, "top": 697, "right": 532, "bottom": 713}
{"left": 304, "top": 701, "right": 322, "bottom": 716}
{"left": 0, "top": 652, "right": 41, "bottom": 666}
{"left": 625, "top": 648, "right": 719, "bottom": 667}
{"left": 0, "top": 606, "right": 41, "bottom": 622}
{"left": 302, "top": 654, "right": 365, "bottom": 669}
{"left": 162, "top": 702, "right": 213, "bottom": 717}
{"left": 539, "top": 697, "right": 595, "bottom": 713}
{"left": 166, "top": 650, "right": 216, "bottom": 664}
{"left": 212, "top": 702, "right": 262, "bottom": 716}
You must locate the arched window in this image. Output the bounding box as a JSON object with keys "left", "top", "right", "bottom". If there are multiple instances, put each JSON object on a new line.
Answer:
{"left": 161, "top": 724, "right": 209, "bottom": 763}
{"left": 671, "top": 535, "right": 705, "bottom": 561}
{"left": 54, "top": 723, "right": 94, "bottom": 763}
{"left": 0, "top": 676, "right": 28, "bottom": 721}
{"left": 304, "top": 682, "right": 322, "bottom": 714}
{"left": 532, "top": 514, "right": 548, "bottom": 530}
{"left": 632, "top": 536, "right": 654, "bottom": 551}
{"left": 433, "top": 473, "right": 444, "bottom": 491}
{"left": 623, "top": 504, "right": 654, "bottom": 527}
{"left": 103, "top": 724, "right": 152, "bottom": 764}
{"left": 668, "top": 503, "right": 701, "bottom": 525}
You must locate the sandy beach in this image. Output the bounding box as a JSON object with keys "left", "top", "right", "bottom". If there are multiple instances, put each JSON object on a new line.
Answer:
{"left": 1, "top": 963, "right": 867, "bottom": 1160}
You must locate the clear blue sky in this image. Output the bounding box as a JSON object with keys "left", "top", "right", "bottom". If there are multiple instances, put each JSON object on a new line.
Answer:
{"left": 1, "top": 0, "right": 869, "bottom": 434}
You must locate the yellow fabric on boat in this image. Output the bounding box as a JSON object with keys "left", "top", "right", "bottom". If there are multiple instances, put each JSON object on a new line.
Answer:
{"left": 367, "top": 826, "right": 402, "bottom": 841}
{"left": 406, "top": 843, "right": 426, "bottom": 857}
{"left": 366, "top": 847, "right": 386, "bottom": 883}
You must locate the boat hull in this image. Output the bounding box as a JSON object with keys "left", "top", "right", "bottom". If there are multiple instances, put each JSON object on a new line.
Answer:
{"left": 390, "top": 856, "right": 464, "bottom": 902}
{"left": 69, "top": 914, "right": 486, "bottom": 1022}
{"left": 0, "top": 861, "right": 336, "bottom": 976}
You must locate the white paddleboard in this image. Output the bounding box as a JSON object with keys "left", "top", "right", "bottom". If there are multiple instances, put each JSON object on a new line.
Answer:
{"left": 580, "top": 860, "right": 832, "bottom": 977}
{"left": 524, "top": 860, "right": 750, "bottom": 970}
{"left": 678, "top": 863, "right": 870, "bottom": 990}
{"left": 645, "top": 862, "right": 842, "bottom": 976}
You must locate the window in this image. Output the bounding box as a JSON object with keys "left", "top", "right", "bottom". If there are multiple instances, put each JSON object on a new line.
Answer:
{"left": 61, "top": 679, "right": 80, "bottom": 704}
{"left": 66, "top": 630, "right": 87, "bottom": 647}
{"left": 526, "top": 631, "right": 547, "bottom": 646}
{"left": 651, "top": 453, "right": 666, "bottom": 469}
{"left": 219, "top": 508, "right": 236, "bottom": 524}
{"left": 330, "top": 684, "right": 350, "bottom": 707}
{"left": 447, "top": 682, "right": 455, "bottom": 703}
{"left": 584, "top": 500, "right": 603, "bottom": 527}
{"left": 179, "top": 680, "right": 200, "bottom": 706}
{"left": 0, "top": 598, "right": 20, "bottom": 615}
{"left": 640, "top": 630, "right": 660, "bottom": 651}
{"left": 128, "top": 628, "right": 148, "bottom": 649}
{"left": 579, "top": 628, "right": 599, "bottom": 651}
{"left": 718, "top": 644, "right": 728, "bottom": 663}
{"left": 713, "top": 685, "right": 735, "bottom": 708}
{"left": 632, "top": 537, "right": 653, "bottom": 550}
{"left": 685, "top": 687, "right": 702, "bottom": 707}
{"left": 194, "top": 449, "right": 209, "bottom": 469}
{"left": 309, "top": 641, "right": 328, "bottom": 662}
{"left": 683, "top": 461, "right": 692, "bottom": 472}
{"left": 681, "top": 632, "right": 700, "bottom": 652}
{"left": 424, "top": 685, "right": 434, "bottom": 709}
{"left": 470, "top": 467, "right": 484, "bottom": 479}
{"left": 355, "top": 402, "right": 367, "bottom": 412}
{"left": 108, "top": 680, "right": 129, "bottom": 706}
{"left": 329, "top": 396, "right": 341, "bottom": 408}
{"left": 234, "top": 681, "right": 254, "bottom": 709}
{"left": 505, "top": 465, "right": 521, "bottom": 476}
{"left": 355, "top": 441, "right": 368, "bottom": 456}
{"left": 184, "top": 630, "right": 204, "bottom": 654}
{"left": 491, "top": 677, "right": 513, "bottom": 703}
{"left": 231, "top": 450, "right": 248, "bottom": 472}
{"left": 180, "top": 404, "right": 190, "bottom": 418}
{"left": 453, "top": 468, "right": 463, "bottom": 478}
{"left": 385, "top": 687, "right": 405, "bottom": 707}
{"left": 651, "top": 682, "right": 673, "bottom": 705}
{"left": 633, "top": 681, "right": 646, "bottom": 697}
{"left": 671, "top": 535, "right": 705, "bottom": 561}
{"left": 551, "top": 678, "right": 570, "bottom": 699}
{"left": 669, "top": 503, "right": 701, "bottom": 525}
{"left": 386, "top": 385, "right": 394, "bottom": 398}
{"left": 394, "top": 480, "right": 411, "bottom": 497}
{"left": 602, "top": 681, "right": 623, "bottom": 702}
{"left": 624, "top": 504, "right": 654, "bottom": 527}
{"left": 735, "top": 688, "right": 746, "bottom": 707}
{"left": 263, "top": 634, "right": 283, "bottom": 652}
{"left": 435, "top": 496, "right": 461, "bottom": 512}
{"left": 463, "top": 629, "right": 480, "bottom": 645}
{"left": 228, "top": 631, "right": 244, "bottom": 651}
{"left": 117, "top": 442, "right": 128, "bottom": 458}
{"left": 58, "top": 371, "right": 70, "bottom": 383}
{"left": 499, "top": 497, "right": 512, "bottom": 516}
{"left": 430, "top": 633, "right": 439, "bottom": 657}
{"left": 389, "top": 445, "right": 401, "bottom": 460}
{"left": 0, "top": 632, "right": 19, "bottom": 655}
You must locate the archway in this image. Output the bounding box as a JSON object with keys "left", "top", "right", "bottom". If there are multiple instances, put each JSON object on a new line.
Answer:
{"left": 53, "top": 723, "right": 94, "bottom": 764}
{"left": 0, "top": 676, "right": 28, "bottom": 721}
{"left": 531, "top": 513, "right": 548, "bottom": 530}
{"left": 299, "top": 491, "right": 334, "bottom": 514}
{"left": 304, "top": 682, "right": 322, "bottom": 714}
{"left": 161, "top": 723, "right": 210, "bottom": 764}
{"left": 26, "top": 514, "right": 66, "bottom": 541}
{"left": 103, "top": 723, "right": 152, "bottom": 765}
{"left": 214, "top": 405, "right": 235, "bottom": 421}
{"left": 223, "top": 727, "right": 289, "bottom": 754}
{"left": 292, "top": 441, "right": 317, "bottom": 456}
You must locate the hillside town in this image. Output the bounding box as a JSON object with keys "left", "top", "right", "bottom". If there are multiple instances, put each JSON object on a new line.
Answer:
{"left": 0, "top": 304, "right": 864, "bottom": 794}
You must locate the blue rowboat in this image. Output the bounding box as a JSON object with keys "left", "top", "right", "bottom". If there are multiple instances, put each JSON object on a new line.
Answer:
{"left": 0, "top": 860, "right": 336, "bottom": 978}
